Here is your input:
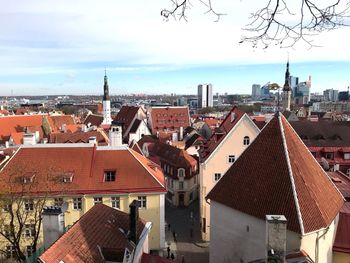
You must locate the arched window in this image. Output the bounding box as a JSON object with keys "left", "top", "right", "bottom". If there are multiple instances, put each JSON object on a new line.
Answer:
{"left": 178, "top": 168, "right": 185, "bottom": 179}
{"left": 347, "top": 168, "right": 350, "bottom": 177}
{"left": 243, "top": 136, "right": 250, "bottom": 146}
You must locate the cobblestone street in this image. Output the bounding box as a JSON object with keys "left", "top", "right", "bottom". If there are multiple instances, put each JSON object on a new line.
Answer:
{"left": 164, "top": 199, "right": 209, "bottom": 263}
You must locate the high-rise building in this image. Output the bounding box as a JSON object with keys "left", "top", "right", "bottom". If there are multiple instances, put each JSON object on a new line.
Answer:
{"left": 251, "top": 84, "right": 261, "bottom": 100}
{"left": 102, "top": 71, "right": 112, "bottom": 125}
{"left": 289, "top": 76, "right": 299, "bottom": 96}
{"left": 338, "top": 90, "right": 349, "bottom": 101}
{"left": 324, "top": 89, "right": 339, "bottom": 102}
{"left": 198, "top": 84, "right": 213, "bottom": 108}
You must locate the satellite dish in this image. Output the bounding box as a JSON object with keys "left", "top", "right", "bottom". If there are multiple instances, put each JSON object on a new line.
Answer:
{"left": 61, "top": 202, "right": 69, "bottom": 213}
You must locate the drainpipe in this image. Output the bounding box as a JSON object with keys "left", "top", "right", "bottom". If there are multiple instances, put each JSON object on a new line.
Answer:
{"left": 315, "top": 226, "right": 329, "bottom": 263}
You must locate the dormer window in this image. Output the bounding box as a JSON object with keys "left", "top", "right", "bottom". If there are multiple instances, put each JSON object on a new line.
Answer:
{"left": 178, "top": 168, "right": 185, "bottom": 179}
{"left": 104, "top": 171, "right": 116, "bottom": 182}
{"left": 22, "top": 174, "right": 35, "bottom": 184}
{"left": 59, "top": 172, "right": 74, "bottom": 183}
{"left": 324, "top": 152, "right": 334, "bottom": 160}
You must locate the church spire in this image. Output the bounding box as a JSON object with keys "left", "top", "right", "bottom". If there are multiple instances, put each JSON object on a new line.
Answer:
{"left": 103, "top": 69, "right": 110, "bottom": 101}
{"left": 283, "top": 58, "right": 291, "bottom": 91}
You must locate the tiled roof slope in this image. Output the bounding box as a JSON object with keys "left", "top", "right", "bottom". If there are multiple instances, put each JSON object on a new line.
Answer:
{"left": 150, "top": 107, "right": 190, "bottom": 134}
{"left": 199, "top": 106, "right": 246, "bottom": 162}
{"left": 114, "top": 106, "right": 140, "bottom": 135}
{"left": 0, "top": 115, "right": 44, "bottom": 144}
{"left": 333, "top": 212, "right": 350, "bottom": 253}
{"left": 47, "top": 115, "right": 75, "bottom": 133}
{"left": 39, "top": 204, "right": 145, "bottom": 263}
{"left": 290, "top": 121, "right": 350, "bottom": 147}
{"left": 49, "top": 130, "right": 109, "bottom": 145}
{"left": 0, "top": 145, "right": 166, "bottom": 195}
{"left": 207, "top": 112, "right": 344, "bottom": 234}
{"left": 84, "top": 113, "right": 104, "bottom": 127}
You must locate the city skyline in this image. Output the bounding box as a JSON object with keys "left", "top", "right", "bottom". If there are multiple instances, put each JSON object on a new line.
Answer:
{"left": 1, "top": 0, "right": 350, "bottom": 96}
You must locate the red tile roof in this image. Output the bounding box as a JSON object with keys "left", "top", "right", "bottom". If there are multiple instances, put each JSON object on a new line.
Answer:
{"left": 150, "top": 107, "right": 190, "bottom": 134}
{"left": 327, "top": 171, "right": 350, "bottom": 200}
{"left": 0, "top": 115, "right": 44, "bottom": 144}
{"left": 199, "top": 106, "right": 247, "bottom": 161}
{"left": 49, "top": 130, "right": 109, "bottom": 145}
{"left": 47, "top": 115, "right": 75, "bottom": 133}
{"left": 207, "top": 112, "right": 344, "bottom": 234}
{"left": 84, "top": 114, "right": 104, "bottom": 127}
{"left": 333, "top": 212, "right": 350, "bottom": 254}
{"left": 39, "top": 204, "right": 146, "bottom": 263}
{"left": 0, "top": 145, "right": 166, "bottom": 196}
{"left": 138, "top": 136, "right": 197, "bottom": 180}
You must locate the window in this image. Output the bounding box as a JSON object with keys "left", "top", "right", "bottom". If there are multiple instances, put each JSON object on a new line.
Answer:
{"left": 3, "top": 202, "right": 11, "bottom": 212}
{"left": 111, "top": 197, "right": 120, "bottom": 209}
{"left": 178, "top": 168, "right": 185, "bottom": 178}
{"left": 54, "top": 198, "right": 64, "bottom": 207}
{"left": 228, "top": 155, "right": 236, "bottom": 163}
{"left": 104, "top": 171, "right": 116, "bottom": 182}
{"left": 27, "top": 246, "right": 34, "bottom": 257}
{"left": 170, "top": 179, "right": 174, "bottom": 189}
{"left": 179, "top": 182, "right": 184, "bottom": 190}
{"left": 214, "top": 173, "right": 221, "bottom": 182}
{"left": 190, "top": 192, "right": 193, "bottom": 201}
{"left": 6, "top": 245, "right": 15, "bottom": 258}
{"left": 94, "top": 197, "right": 103, "bottom": 205}
{"left": 324, "top": 152, "right": 334, "bottom": 160}
{"left": 4, "top": 225, "right": 11, "bottom": 237}
{"left": 347, "top": 169, "right": 350, "bottom": 177}
{"left": 24, "top": 224, "right": 35, "bottom": 238}
{"left": 24, "top": 199, "right": 34, "bottom": 212}
{"left": 73, "top": 198, "right": 82, "bottom": 210}
{"left": 243, "top": 136, "right": 250, "bottom": 146}
{"left": 344, "top": 153, "right": 350, "bottom": 160}
{"left": 138, "top": 196, "right": 147, "bottom": 208}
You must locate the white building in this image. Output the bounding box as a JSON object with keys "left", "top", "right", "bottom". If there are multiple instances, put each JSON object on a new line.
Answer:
{"left": 198, "top": 84, "right": 213, "bottom": 108}
{"left": 207, "top": 112, "right": 344, "bottom": 263}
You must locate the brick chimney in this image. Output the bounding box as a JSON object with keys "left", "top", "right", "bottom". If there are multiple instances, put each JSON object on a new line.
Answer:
{"left": 129, "top": 200, "right": 139, "bottom": 245}
{"left": 266, "top": 215, "right": 287, "bottom": 262}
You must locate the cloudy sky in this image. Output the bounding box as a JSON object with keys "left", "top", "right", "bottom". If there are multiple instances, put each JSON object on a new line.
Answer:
{"left": 0, "top": 0, "right": 349, "bottom": 96}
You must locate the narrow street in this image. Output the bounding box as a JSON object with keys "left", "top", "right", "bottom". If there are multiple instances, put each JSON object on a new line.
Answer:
{"left": 164, "top": 199, "right": 209, "bottom": 263}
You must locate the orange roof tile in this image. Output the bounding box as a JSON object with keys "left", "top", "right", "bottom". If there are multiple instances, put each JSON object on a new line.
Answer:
{"left": 39, "top": 204, "right": 146, "bottom": 263}
{"left": 207, "top": 112, "right": 344, "bottom": 234}
{"left": 47, "top": 115, "right": 75, "bottom": 133}
{"left": 0, "top": 145, "right": 166, "bottom": 196}
{"left": 0, "top": 115, "right": 45, "bottom": 144}
{"left": 49, "top": 130, "right": 108, "bottom": 145}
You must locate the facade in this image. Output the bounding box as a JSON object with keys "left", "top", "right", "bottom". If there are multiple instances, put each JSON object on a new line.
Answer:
{"left": 251, "top": 84, "right": 261, "bottom": 100}
{"left": 0, "top": 143, "right": 166, "bottom": 261}
{"left": 198, "top": 106, "right": 260, "bottom": 240}
{"left": 207, "top": 112, "right": 344, "bottom": 263}
{"left": 198, "top": 84, "right": 213, "bottom": 108}
{"left": 324, "top": 89, "right": 339, "bottom": 102}
{"left": 138, "top": 136, "right": 198, "bottom": 207}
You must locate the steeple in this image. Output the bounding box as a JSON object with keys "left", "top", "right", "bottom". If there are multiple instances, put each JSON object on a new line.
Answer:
{"left": 283, "top": 58, "right": 291, "bottom": 92}
{"left": 103, "top": 69, "right": 110, "bottom": 101}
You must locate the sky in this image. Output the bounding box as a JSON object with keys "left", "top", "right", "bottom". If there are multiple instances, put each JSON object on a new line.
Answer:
{"left": 0, "top": 0, "right": 350, "bottom": 96}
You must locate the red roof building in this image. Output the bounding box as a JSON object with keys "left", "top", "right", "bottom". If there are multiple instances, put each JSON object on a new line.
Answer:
{"left": 207, "top": 112, "right": 344, "bottom": 263}
{"left": 39, "top": 204, "right": 148, "bottom": 263}
{"left": 148, "top": 106, "right": 190, "bottom": 135}
{"left": 49, "top": 129, "right": 109, "bottom": 145}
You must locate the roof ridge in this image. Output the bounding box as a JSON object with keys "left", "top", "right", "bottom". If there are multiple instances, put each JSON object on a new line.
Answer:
{"left": 278, "top": 113, "right": 305, "bottom": 235}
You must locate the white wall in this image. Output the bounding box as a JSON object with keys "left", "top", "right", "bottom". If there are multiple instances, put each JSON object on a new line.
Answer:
{"left": 210, "top": 201, "right": 301, "bottom": 263}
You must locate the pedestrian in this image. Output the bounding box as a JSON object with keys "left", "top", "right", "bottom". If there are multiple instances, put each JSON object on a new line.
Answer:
{"left": 171, "top": 252, "right": 175, "bottom": 260}
{"left": 167, "top": 246, "right": 170, "bottom": 259}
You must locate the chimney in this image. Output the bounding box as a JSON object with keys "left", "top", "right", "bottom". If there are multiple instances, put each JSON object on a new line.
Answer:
{"left": 129, "top": 200, "right": 139, "bottom": 245}
{"left": 5, "top": 141, "right": 9, "bottom": 148}
{"left": 23, "top": 133, "right": 36, "bottom": 145}
{"left": 88, "top": 136, "right": 97, "bottom": 145}
{"left": 42, "top": 206, "right": 65, "bottom": 249}
{"left": 81, "top": 124, "right": 87, "bottom": 132}
{"left": 61, "top": 124, "right": 66, "bottom": 133}
{"left": 109, "top": 123, "right": 123, "bottom": 147}
{"left": 230, "top": 112, "right": 236, "bottom": 122}
{"left": 179, "top": 126, "right": 184, "bottom": 141}
{"left": 266, "top": 215, "right": 287, "bottom": 262}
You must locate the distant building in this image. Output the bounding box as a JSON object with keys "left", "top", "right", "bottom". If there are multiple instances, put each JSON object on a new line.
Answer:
{"left": 198, "top": 84, "right": 213, "bottom": 108}
{"left": 289, "top": 75, "right": 299, "bottom": 96}
{"left": 282, "top": 60, "right": 292, "bottom": 111}
{"left": 251, "top": 84, "right": 261, "bottom": 100}
{"left": 324, "top": 89, "right": 339, "bottom": 102}
{"left": 339, "top": 90, "right": 350, "bottom": 101}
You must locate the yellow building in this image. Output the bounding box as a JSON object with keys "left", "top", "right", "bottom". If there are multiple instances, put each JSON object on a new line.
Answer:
{"left": 0, "top": 144, "right": 166, "bottom": 261}
{"left": 199, "top": 106, "right": 260, "bottom": 241}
